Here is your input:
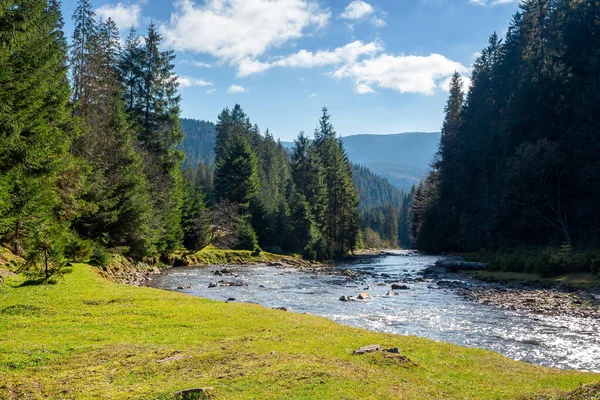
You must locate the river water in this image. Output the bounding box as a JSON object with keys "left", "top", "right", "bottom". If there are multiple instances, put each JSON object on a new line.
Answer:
{"left": 149, "top": 252, "right": 600, "bottom": 372}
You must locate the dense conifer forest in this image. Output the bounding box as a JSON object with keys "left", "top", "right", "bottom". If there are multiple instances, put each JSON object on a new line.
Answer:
{"left": 412, "top": 0, "right": 600, "bottom": 275}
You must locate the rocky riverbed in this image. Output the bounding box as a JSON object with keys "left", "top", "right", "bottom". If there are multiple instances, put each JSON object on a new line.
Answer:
{"left": 456, "top": 286, "right": 600, "bottom": 319}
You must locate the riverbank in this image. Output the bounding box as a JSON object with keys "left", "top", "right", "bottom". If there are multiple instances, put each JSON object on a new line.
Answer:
{"left": 463, "top": 269, "right": 600, "bottom": 292}
{"left": 1, "top": 264, "right": 599, "bottom": 399}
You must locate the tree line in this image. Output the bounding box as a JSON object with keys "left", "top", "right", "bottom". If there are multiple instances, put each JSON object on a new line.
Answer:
{"left": 412, "top": 0, "right": 599, "bottom": 274}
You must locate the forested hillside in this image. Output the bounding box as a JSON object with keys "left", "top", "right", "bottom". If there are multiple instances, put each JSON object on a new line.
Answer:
{"left": 413, "top": 0, "right": 600, "bottom": 274}
{"left": 352, "top": 164, "right": 404, "bottom": 209}
{"left": 180, "top": 118, "right": 216, "bottom": 168}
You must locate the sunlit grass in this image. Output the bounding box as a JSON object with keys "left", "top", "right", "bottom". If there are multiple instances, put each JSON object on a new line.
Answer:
{"left": 0, "top": 265, "right": 598, "bottom": 399}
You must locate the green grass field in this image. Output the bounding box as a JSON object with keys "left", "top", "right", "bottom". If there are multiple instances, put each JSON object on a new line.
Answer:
{"left": 1, "top": 265, "right": 598, "bottom": 399}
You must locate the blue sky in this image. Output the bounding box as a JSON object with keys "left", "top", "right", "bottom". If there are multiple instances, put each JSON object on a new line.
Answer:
{"left": 61, "top": 0, "right": 520, "bottom": 141}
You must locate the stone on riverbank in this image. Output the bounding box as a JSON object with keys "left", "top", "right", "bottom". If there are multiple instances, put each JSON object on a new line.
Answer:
{"left": 353, "top": 344, "right": 381, "bottom": 355}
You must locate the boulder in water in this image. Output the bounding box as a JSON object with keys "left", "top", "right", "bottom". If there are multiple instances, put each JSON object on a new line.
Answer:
{"left": 392, "top": 284, "right": 410, "bottom": 290}
{"left": 358, "top": 292, "right": 372, "bottom": 300}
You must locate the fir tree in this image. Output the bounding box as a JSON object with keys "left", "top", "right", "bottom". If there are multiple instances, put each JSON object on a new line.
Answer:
{"left": 0, "top": 0, "right": 73, "bottom": 261}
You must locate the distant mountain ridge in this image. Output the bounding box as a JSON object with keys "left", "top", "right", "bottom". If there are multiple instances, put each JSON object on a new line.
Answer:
{"left": 180, "top": 118, "right": 439, "bottom": 191}
{"left": 283, "top": 132, "right": 441, "bottom": 190}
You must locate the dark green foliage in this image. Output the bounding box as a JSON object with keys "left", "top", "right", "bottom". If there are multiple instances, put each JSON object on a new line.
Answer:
{"left": 181, "top": 171, "right": 211, "bottom": 252}
{"left": 70, "top": 5, "right": 157, "bottom": 258}
{"left": 23, "top": 221, "right": 69, "bottom": 279}
{"left": 89, "top": 245, "right": 110, "bottom": 267}
{"left": 0, "top": 0, "right": 73, "bottom": 260}
{"left": 468, "top": 247, "right": 600, "bottom": 277}
{"left": 414, "top": 0, "right": 600, "bottom": 265}
{"left": 118, "top": 23, "right": 185, "bottom": 254}
{"left": 233, "top": 217, "right": 259, "bottom": 251}
{"left": 214, "top": 130, "right": 259, "bottom": 206}
{"left": 313, "top": 108, "right": 360, "bottom": 256}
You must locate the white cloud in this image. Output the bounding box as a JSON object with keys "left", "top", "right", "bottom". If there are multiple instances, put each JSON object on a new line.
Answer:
{"left": 354, "top": 84, "right": 375, "bottom": 94}
{"left": 333, "top": 53, "right": 468, "bottom": 95}
{"left": 340, "top": 1, "right": 373, "bottom": 20}
{"left": 236, "top": 40, "right": 383, "bottom": 77}
{"left": 206, "top": 88, "right": 216, "bottom": 94}
{"left": 96, "top": 2, "right": 143, "bottom": 31}
{"left": 161, "top": 0, "right": 330, "bottom": 62}
{"left": 227, "top": 84, "right": 247, "bottom": 93}
{"left": 177, "top": 76, "right": 213, "bottom": 88}
{"left": 193, "top": 61, "right": 213, "bottom": 68}
{"left": 371, "top": 16, "right": 386, "bottom": 27}
{"left": 237, "top": 58, "right": 272, "bottom": 77}
{"left": 308, "top": 93, "right": 318, "bottom": 98}
{"left": 469, "top": 0, "right": 517, "bottom": 6}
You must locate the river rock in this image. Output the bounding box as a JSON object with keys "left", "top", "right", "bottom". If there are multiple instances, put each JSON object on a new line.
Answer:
{"left": 386, "top": 290, "right": 397, "bottom": 296}
{"left": 353, "top": 344, "right": 381, "bottom": 355}
{"left": 208, "top": 281, "right": 218, "bottom": 288}
{"left": 151, "top": 266, "right": 161, "bottom": 275}
{"left": 437, "top": 280, "right": 465, "bottom": 289}
{"left": 423, "top": 265, "right": 447, "bottom": 274}
{"left": 218, "top": 280, "right": 246, "bottom": 287}
{"left": 339, "top": 295, "right": 356, "bottom": 302}
{"left": 226, "top": 298, "right": 236, "bottom": 302}
{"left": 392, "top": 284, "right": 410, "bottom": 290}
{"left": 272, "top": 306, "right": 291, "bottom": 312}
{"left": 358, "top": 292, "right": 372, "bottom": 300}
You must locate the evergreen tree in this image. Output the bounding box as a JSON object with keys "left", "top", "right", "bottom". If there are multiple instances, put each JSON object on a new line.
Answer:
{"left": 214, "top": 129, "right": 260, "bottom": 207}
{"left": 313, "top": 108, "right": 360, "bottom": 255}
{"left": 181, "top": 170, "right": 211, "bottom": 251}
{"left": 0, "top": 0, "right": 73, "bottom": 267}
{"left": 70, "top": 12, "right": 157, "bottom": 257}
{"left": 123, "top": 23, "right": 185, "bottom": 253}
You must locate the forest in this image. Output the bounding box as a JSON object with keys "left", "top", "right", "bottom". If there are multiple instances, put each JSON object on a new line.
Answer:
{"left": 0, "top": 0, "right": 414, "bottom": 279}
{"left": 412, "top": 0, "right": 600, "bottom": 275}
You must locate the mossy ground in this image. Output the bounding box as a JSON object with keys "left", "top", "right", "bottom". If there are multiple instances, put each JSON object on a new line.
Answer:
{"left": 0, "top": 265, "right": 598, "bottom": 399}
{"left": 180, "top": 245, "right": 311, "bottom": 267}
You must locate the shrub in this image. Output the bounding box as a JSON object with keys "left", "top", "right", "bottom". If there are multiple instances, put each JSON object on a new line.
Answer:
{"left": 64, "top": 237, "right": 94, "bottom": 262}
{"left": 234, "top": 218, "right": 259, "bottom": 251}
{"left": 89, "top": 246, "right": 110, "bottom": 267}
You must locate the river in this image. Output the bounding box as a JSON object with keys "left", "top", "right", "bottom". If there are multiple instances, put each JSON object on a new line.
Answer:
{"left": 149, "top": 252, "right": 600, "bottom": 372}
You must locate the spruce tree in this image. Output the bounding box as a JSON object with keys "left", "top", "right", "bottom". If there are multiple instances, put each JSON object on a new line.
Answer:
{"left": 70, "top": 12, "right": 157, "bottom": 257}
{"left": 123, "top": 23, "right": 185, "bottom": 253}
{"left": 313, "top": 108, "right": 360, "bottom": 255}
{"left": 0, "top": 0, "right": 73, "bottom": 262}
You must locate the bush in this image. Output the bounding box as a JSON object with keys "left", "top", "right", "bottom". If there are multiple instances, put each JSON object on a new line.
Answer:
{"left": 304, "top": 237, "right": 332, "bottom": 262}
{"left": 234, "top": 218, "right": 259, "bottom": 251}
{"left": 64, "top": 236, "right": 94, "bottom": 262}
{"left": 89, "top": 246, "right": 110, "bottom": 267}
